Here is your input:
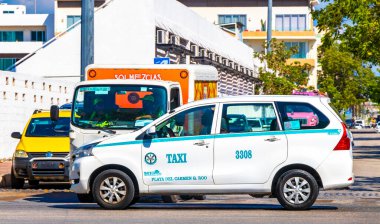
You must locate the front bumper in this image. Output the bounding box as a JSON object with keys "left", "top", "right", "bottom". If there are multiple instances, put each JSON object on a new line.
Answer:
{"left": 70, "top": 156, "right": 103, "bottom": 194}
{"left": 13, "top": 157, "right": 70, "bottom": 181}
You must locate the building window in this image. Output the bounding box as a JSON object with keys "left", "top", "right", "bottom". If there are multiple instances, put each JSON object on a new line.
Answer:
{"left": 218, "top": 15, "right": 247, "bottom": 30}
{"left": 276, "top": 14, "right": 306, "bottom": 31}
{"left": 0, "top": 58, "right": 16, "bottom": 70}
{"left": 3, "top": 11, "right": 15, "bottom": 14}
{"left": 0, "top": 31, "right": 23, "bottom": 42}
{"left": 31, "top": 31, "right": 46, "bottom": 42}
{"left": 67, "top": 15, "right": 81, "bottom": 28}
{"left": 285, "top": 42, "right": 307, "bottom": 58}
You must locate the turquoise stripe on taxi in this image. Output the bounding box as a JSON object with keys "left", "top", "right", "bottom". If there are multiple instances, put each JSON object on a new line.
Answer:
{"left": 95, "top": 128, "right": 341, "bottom": 148}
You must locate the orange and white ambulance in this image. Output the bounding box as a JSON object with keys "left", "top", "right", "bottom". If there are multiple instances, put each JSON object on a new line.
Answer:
{"left": 67, "top": 64, "right": 219, "bottom": 152}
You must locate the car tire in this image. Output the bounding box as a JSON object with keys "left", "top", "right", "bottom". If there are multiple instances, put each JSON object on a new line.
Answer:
{"left": 92, "top": 169, "right": 135, "bottom": 210}
{"left": 179, "top": 195, "right": 193, "bottom": 200}
{"left": 130, "top": 196, "right": 140, "bottom": 206}
{"left": 28, "top": 180, "right": 39, "bottom": 186}
{"left": 193, "top": 195, "right": 206, "bottom": 200}
{"left": 11, "top": 169, "right": 24, "bottom": 189}
{"left": 275, "top": 169, "right": 319, "bottom": 210}
{"left": 77, "top": 193, "right": 94, "bottom": 203}
{"left": 161, "top": 195, "right": 179, "bottom": 203}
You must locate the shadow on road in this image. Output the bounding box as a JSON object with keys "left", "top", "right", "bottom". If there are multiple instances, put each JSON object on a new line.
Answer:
{"left": 23, "top": 192, "right": 338, "bottom": 211}
{"left": 49, "top": 202, "right": 337, "bottom": 211}
{"left": 24, "top": 192, "right": 78, "bottom": 203}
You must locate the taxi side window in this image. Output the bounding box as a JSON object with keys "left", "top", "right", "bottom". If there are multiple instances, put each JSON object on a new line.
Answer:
{"left": 156, "top": 105, "right": 215, "bottom": 138}
{"left": 220, "top": 103, "right": 279, "bottom": 133}
{"left": 276, "top": 102, "right": 330, "bottom": 130}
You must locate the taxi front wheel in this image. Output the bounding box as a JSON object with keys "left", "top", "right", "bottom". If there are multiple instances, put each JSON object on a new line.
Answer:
{"left": 275, "top": 169, "right": 319, "bottom": 210}
{"left": 92, "top": 169, "right": 135, "bottom": 210}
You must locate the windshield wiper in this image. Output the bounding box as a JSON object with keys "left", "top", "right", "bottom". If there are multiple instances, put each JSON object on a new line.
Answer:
{"left": 97, "top": 128, "right": 116, "bottom": 135}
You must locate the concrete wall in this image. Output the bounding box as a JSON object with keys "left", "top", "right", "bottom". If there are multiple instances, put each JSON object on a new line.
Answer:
{"left": 0, "top": 71, "right": 75, "bottom": 158}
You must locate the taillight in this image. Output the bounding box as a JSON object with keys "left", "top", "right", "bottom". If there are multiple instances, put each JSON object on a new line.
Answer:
{"left": 334, "top": 122, "right": 351, "bottom": 150}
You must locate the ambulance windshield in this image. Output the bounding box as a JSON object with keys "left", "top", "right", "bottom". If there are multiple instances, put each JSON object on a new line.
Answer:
{"left": 72, "top": 85, "right": 167, "bottom": 130}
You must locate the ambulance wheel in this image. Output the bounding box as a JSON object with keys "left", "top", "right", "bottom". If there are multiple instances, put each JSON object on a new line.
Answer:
{"left": 77, "top": 193, "right": 94, "bottom": 203}
{"left": 276, "top": 169, "right": 319, "bottom": 210}
{"left": 93, "top": 169, "right": 135, "bottom": 210}
{"left": 162, "top": 195, "right": 179, "bottom": 203}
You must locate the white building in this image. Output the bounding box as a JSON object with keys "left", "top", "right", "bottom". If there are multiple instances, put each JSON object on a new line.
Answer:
{"left": 0, "top": 71, "right": 74, "bottom": 158}
{"left": 0, "top": 3, "right": 26, "bottom": 15}
{"left": 54, "top": 0, "right": 106, "bottom": 36}
{"left": 178, "top": 0, "right": 320, "bottom": 88}
{"left": 14, "top": 0, "right": 259, "bottom": 95}
{"left": 0, "top": 3, "right": 54, "bottom": 70}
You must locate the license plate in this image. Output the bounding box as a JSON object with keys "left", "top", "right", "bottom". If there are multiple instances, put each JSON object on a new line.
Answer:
{"left": 34, "top": 161, "right": 59, "bottom": 169}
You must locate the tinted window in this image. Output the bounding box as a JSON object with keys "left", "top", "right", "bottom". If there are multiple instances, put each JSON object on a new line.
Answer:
{"left": 276, "top": 102, "right": 330, "bottom": 130}
{"left": 220, "top": 103, "right": 279, "bottom": 133}
{"left": 26, "top": 118, "right": 70, "bottom": 137}
{"left": 156, "top": 105, "right": 215, "bottom": 138}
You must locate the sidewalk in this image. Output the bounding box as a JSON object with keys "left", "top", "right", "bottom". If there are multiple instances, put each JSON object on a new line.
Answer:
{"left": 0, "top": 161, "right": 12, "bottom": 188}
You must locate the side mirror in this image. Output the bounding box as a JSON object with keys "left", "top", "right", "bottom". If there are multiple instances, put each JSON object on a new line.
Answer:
{"left": 11, "top": 132, "right": 22, "bottom": 139}
{"left": 146, "top": 126, "right": 156, "bottom": 136}
{"left": 50, "top": 105, "right": 60, "bottom": 121}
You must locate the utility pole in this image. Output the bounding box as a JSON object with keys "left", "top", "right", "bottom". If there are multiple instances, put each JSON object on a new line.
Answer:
{"left": 267, "top": 0, "right": 272, "bottom": 52}
{"left": 81, "top": 0, "right": 94, "bottom": 81}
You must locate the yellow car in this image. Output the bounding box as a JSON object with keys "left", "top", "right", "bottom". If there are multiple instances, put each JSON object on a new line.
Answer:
{"left": 11, "top": 109, "right": 71, "bottom": 188}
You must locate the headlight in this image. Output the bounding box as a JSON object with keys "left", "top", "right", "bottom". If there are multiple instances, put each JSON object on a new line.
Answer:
{"left": 73, "top": 142, "right": 99, "bottom": 159}
{"left": 14, "top": 150, "right": 28, "bottom": 158}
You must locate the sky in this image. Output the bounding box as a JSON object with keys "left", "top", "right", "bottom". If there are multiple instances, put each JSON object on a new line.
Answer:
{"left": 0, "top": 0, "right": 54, "bottom": 14}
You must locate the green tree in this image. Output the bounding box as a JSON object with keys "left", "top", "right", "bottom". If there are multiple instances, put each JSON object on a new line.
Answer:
{"left": 318, "top": 45, "right": 375, "bottom": 111}
{"left": 313, "top": 0, "right": 380, "bottom": 65}
{"left": 254, "top": 39, "right": 312, "bottom": 95}
{"left": 369, "top": 76, "right": 380, "bottom": 104}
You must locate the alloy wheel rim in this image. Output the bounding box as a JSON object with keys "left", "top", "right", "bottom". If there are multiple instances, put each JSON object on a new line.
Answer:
{"left": 283, "top": 177, "right": 311, "bottom": 204}
{"left": 100, "top": 177, "right": 127, "bottom": 204}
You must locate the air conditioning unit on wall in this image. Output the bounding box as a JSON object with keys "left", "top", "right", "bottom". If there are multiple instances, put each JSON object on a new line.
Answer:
{"left": 156, "top": 30, "right": 169, "bottom": 44}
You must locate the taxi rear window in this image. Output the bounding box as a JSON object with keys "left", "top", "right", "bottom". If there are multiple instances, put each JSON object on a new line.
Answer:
{"left": 276, "top": 102, "right": 330, "bottom": 130}
{"left": 25, "top": 118, "right": 70, "bottom": 137}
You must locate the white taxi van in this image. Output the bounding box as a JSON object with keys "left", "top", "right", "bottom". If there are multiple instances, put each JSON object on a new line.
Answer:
{"left": 70, "top": 96, "right": 353, "bottom": 210}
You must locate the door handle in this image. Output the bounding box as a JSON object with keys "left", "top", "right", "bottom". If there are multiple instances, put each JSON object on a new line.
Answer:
{"left": 264, "top": 136, "right": 280, "bottom": 142}
{"left": 193, "top": 140, "right": 209, "bottom": 146}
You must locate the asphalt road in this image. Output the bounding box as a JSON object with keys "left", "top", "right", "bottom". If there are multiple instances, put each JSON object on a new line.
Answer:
{"left": 0, "top": 129, "right": 379, "bottom": 224}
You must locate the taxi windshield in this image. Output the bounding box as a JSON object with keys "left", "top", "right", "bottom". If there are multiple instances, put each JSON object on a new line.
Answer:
{"left": 72, "top": 85, "right": 167, "bottom": 130}
{"left": 26, "top": 118, "right": 70, "bottom": 137}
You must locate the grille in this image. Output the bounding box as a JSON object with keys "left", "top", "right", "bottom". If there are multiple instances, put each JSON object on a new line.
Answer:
{"left": 29, "top": 152, "right": 68, "bottom": 158}
{"left": 32, "top": 169, "right": 65, "bottom": 176}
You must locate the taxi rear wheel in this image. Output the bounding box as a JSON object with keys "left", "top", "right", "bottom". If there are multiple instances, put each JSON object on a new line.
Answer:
{"left": 275, "top": 169, "right": 319, "bottom": 210}
{"left": 92, "top": 169, "right": 135, "bottom": 210}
